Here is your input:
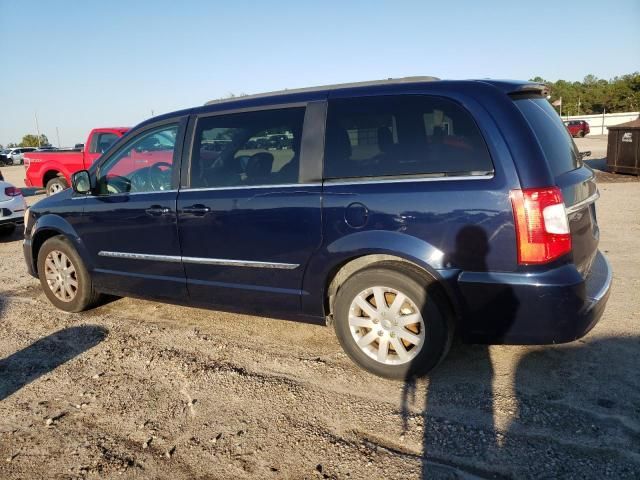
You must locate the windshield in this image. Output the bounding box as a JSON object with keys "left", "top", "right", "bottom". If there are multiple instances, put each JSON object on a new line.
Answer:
{"left": 515, "top": 97, "right": 581, "bottom": 177}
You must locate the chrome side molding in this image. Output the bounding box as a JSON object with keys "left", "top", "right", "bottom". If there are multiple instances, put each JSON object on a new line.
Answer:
{"left": 97, "top": 251, "right": 299, "bottom": 270}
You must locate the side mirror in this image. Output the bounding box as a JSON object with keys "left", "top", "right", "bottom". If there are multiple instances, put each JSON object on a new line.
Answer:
{"left": 71, "top": 170, "right": 92, "bottom": 194}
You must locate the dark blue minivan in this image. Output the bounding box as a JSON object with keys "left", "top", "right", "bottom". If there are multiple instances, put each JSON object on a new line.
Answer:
{"left": 23, "top": 77, "right": 612, "bottom": 379}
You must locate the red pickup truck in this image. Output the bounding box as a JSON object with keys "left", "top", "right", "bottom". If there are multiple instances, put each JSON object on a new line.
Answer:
{"left": 24, "top": 127, "right": 129, "bottom": 195}
{"left": 563, "top": 120, "right": 590, "bottom": 138}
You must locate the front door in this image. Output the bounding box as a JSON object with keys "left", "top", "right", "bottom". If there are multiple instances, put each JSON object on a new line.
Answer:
{"left": 177, "top": 106, "right": 322, "bottom": 315}
{"left": 77, "top": 120, "right": 187, "bottom": 299}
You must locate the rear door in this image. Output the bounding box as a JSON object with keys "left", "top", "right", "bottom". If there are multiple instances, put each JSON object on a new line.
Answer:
{"left": 514, "top": 98, "right": 599, "bottom": 276}
{"left": 176, "top": 104, "right": 324, "bottom": 315}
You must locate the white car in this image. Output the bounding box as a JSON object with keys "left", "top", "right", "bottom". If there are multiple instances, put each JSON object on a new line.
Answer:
{"left": 0, "top": 177, "right": 27, "bottom": 235}
{"left": 0, "top": 147, "right": 36, "bottom": 165}
{"left": 10, "top": 147, "right": 37, "bottom": 165}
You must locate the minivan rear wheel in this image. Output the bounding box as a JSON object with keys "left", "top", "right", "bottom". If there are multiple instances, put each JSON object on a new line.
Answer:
{"left": 333, "top": 264, "right": 452, "bottom": 379}
{"left": 37, "top": 236, "right": 101, "bottom": 312}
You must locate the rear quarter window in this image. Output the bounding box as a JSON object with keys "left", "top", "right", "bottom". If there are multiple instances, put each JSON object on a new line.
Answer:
{"left": 324, "top": 95, "right": 493, "bottom": 179}
{"left": 514, "top": 98, "right": 580, "bottom": 177}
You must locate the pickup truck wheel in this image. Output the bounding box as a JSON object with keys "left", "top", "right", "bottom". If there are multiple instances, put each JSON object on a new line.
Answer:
{"left": 37, "top": 236, "right": 101, "bottom": 312}
{"left": 46, "top": 177, "right": 69, "bottom": 196}
{"left": 333, "top": 265, "right": 453, "bottom": 379}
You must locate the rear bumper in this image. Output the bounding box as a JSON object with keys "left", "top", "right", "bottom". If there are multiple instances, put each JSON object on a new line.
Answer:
{"left": 0, "top": 197, "right": 26, "bottom": 227}
{"left": 0, "top": 216, "right": 23, "bottom": 227}
{"left": 456, "top": 250, "right": 612, "bottom": 344}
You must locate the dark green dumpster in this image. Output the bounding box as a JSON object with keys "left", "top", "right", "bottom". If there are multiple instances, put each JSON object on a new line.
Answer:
{"left": 607, "top": 117, "right": 640, "bottom": 175}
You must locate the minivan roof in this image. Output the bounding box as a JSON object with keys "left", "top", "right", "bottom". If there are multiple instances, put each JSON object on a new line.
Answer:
{"left": 134, "top": 77, "right": 547, "bottom": 131}
{"left": 203, "top": 77, "right": 547, "bottom": 107}
{"left": 204, "top": 76, "right": 441, "bottom": 106}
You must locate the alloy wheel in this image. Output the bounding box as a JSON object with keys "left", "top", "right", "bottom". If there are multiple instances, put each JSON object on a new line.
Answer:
{"left": 49, "top": 183, "right": 65, "bottom": 194}
{"left": 348, "top": 286, "right": 425, "bottom": 365}
{"left": 44, "top": 250, "right": 78, "bottom": 302}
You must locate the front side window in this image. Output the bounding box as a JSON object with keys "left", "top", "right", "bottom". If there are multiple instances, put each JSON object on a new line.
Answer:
{"left": 90, "top": 132, "right": 120, "bottom": 154}
{"left": 324, "top": 95, "right": 493, "bottom": 179}
{"left": 190, "top": 107, "right": 305, "bottom": 188}
{"left": 96, "top": 125, "right": 178, "bottom": 195}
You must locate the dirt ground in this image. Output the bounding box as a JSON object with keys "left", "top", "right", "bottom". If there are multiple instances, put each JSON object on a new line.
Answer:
{"left": 0, "top": 152, "right": 639, "bottom": 478}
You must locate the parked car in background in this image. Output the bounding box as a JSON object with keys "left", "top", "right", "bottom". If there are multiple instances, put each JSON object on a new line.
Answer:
{"left": 0, "top": 149, "right": 12, "bottom": 166}
{"left": 9, "top": 147, "right": 37, "bottom": 165}
{"left": 23, "top": 77, "right": 611, "bottom": 379}
{"left": 1, "top": 147, "right": 36, "bottom": 165}
{"left": 23, "top": 127, "right": 129, "bottom": 195}
{"left": 564, "top": 120, "right": 590, "bottom": 137}
{"left": 0, "top": 178, "right": 27, "bottom": 235}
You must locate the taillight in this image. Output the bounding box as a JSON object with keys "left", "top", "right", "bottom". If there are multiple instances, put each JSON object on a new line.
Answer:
{"left": 4, "top": 186, "right": 22, "bottom": 197}
{"left": 510, "top": 187, "right": 571, "bottom": 264}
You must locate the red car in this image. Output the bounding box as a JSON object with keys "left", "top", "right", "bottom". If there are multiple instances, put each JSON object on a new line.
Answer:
{"left": 23, "top": 128, "right": 129, "bottom": 195}
{"left": 564, "top": 120, "right": 590, "bottom": 137}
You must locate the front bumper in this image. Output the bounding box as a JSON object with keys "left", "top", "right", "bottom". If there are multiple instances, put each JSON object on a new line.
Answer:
{"left": 456, "top": 250, "right": 612, "bottom": 344}
{"left": 23, "top": 238, "right": 36, "bottom": 277}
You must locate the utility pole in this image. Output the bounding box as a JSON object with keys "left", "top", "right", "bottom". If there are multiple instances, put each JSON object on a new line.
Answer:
{"left": 34, "top": 112, "right": 42, "bottom": 147}
{"left": 577, "top": 97, "right": 581, "bottom": 116}
{"left": 560, "top": 97, "right": 562, "bottom": 120}
{"left": 56, "top": 127, "right": 61, "bottom": 148}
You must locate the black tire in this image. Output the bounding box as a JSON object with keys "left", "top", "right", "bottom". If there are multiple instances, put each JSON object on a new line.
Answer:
{"left": 37, "top": 235, "right": 101, "bottom": 312}
{"left": 333, "top": 263, "right": 453, "bottom": 379}
{"left": 578, "top": 130, "right": 585, "bottom": 138}
{"left": 46, "top": 177, "right": 69, "bottom": 196}
{"left": 0, "top": 224, "right": 16, "bottom": 236}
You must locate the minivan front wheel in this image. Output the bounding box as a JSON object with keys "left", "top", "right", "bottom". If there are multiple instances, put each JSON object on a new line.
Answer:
{"left": 333, "top": 265, "right": 452, "bottom": 379}
{"left": 37, "top": 236, "right": 100, "bottom": 312}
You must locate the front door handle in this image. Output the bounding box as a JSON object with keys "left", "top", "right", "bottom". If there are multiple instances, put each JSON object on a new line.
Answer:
{"left": 145, "top": 205, "right": 171, "bottom": 216}
{"left": 182, "top": 204, "right": 211, "bottom": 216}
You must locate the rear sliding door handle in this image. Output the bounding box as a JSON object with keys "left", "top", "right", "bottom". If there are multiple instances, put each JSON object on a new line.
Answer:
{"left": 145, "top": 205, "right": 171, "bottom": 216}
{"left": 181, "top": 204, "right": 211, "bottom": 216}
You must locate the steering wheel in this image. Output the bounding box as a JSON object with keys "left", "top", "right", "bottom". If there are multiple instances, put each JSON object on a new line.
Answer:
{"left": 148, "top": 162, "right": 172, "bottom": 191}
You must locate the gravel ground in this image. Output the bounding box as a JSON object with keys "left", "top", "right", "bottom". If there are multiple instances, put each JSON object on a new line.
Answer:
{"left": 0, "top": 162, "right": 639, "bottom": 479}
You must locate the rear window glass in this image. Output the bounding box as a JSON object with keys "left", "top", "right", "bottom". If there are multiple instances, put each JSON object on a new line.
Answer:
{"left": 515, "top": 98, "right": 580, "bottom": 176}
{"left": 324, "top": 95, "right": 493, "bottom": 179}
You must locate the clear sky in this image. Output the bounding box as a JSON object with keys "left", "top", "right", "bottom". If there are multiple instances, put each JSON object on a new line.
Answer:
{"left": 1, "top": 0, "right": 638, "bottom": 146}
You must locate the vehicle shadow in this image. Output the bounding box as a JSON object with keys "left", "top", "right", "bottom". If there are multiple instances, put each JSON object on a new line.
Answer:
{"left": 0, "top": 324, "right": 108, "bottom": 401}
{"left": 0, "top": 225, "right": 24, "bottom": 243}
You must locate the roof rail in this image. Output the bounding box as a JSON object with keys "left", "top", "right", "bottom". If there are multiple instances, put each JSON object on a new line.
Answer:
{"left": 204, "top": 76, "right": 441, "bottom": 106}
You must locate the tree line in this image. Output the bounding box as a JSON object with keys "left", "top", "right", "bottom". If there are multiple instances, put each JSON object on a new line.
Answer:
{"left": 532, "top": 72, "right": 640, "bottom": 116}
{"left": 1, "top": 134, "right": 50, "bottom": 150}
{"left": 3, "top": 74, "right": 639, "bottom": 149}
